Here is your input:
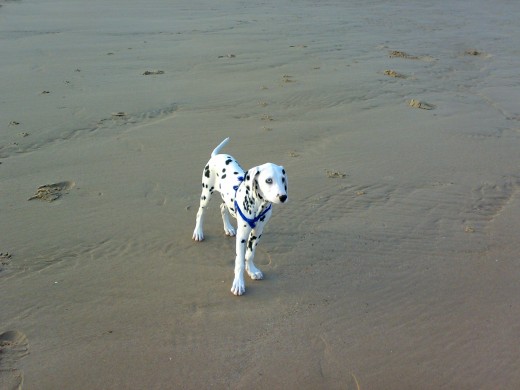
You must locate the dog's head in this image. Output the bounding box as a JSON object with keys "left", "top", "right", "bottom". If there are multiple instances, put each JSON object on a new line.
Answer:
{"left": 245, "top": 163, "right": 288, "bottom": 204}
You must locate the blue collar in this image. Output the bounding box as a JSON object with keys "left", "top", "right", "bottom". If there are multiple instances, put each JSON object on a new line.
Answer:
{"left": 234, "top": 200, "right": 271, "bottom": 229}
{"left": 233, "top": 175, "right": 271, "bottom": 229}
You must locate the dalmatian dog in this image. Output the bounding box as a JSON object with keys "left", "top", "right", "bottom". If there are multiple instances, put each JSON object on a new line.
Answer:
{"left": 192, "top": 137, "right": 288, "bottom": 295}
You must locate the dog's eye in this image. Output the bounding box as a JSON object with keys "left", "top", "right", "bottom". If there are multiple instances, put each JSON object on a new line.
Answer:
{"left": 265, "top": 178, "right": 273, "bottom": 184}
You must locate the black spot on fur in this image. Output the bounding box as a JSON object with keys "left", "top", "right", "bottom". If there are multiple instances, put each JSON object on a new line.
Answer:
{"left": 222, "top": 168, "right": 226, "bottom": 172}
{"left": 282, "top": 177, "right": 285, "bottom": 183}
{"left": 204, "top": 169, "right": 210, "bottom": 178}
{"left": 282, "top": 169, "right": 285, "bottom": 175}
{"left": 247, "top": 236, "right": 257, "bottom": 250}
{"left": 225, "top": 159, "right": 233, "bottom": 165}
{"left": 234, "top": 171, "right": 239, "bottom": 175}
{"left": 241, "top": 239, "right": 246, "bottom": 243}
{"left": 222, "top": 174, "right": 227, "bottom": 179}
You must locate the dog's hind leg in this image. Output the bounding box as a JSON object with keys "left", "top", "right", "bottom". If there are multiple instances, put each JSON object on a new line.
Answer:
{"left": 192, "top": 164, "right": 214, "bottom": 241}
{"left": 220, "top": 203, "right": 236, "bottom": 237}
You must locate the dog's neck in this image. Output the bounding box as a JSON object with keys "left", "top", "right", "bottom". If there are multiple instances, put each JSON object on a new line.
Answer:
{"left": 234, "top": 190, "right": 271, "bottom": 230}
{"left": 251, "top": 197, "right": 271, "bottom": 217}
{"left": 251, "top": 180, "right": 269, "bottom": 211}
{"left": 236, "top": 179, "right": 271, "bottom": 219}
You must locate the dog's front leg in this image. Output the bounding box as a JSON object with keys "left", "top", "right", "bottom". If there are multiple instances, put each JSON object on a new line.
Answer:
{"left": 231, "top": 224, "right": 251, "bottom": 296}
{"left": 245, "top": 221, "right": 268, "bottom": 280}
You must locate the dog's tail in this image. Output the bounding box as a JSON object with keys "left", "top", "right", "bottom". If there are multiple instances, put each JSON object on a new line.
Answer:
{"left": 211, "top": 137, "right": 230, "bottom": 157}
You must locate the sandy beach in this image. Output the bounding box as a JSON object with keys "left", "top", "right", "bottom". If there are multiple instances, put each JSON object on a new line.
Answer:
{"left": 2, "top": 0, "right": 520, "bottom": 388}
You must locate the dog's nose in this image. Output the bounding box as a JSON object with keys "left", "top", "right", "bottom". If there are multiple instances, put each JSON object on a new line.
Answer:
{"left": 279, "top": 194, "right": 287, "bottom": 203}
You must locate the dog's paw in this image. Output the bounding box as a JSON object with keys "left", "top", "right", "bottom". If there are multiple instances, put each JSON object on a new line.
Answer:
{"left": 192, "top": 230, "right": 204, "bottom": 241}
{"left": 224, "top": 226, "right": 236, "bottom": 237}
{"left": 246, "top": 266, "right": 263, "bottom": 280}
{"left": 231, "top": 277, "right": 245, "bottom": 296}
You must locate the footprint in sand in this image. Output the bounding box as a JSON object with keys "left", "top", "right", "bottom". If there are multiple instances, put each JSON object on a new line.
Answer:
{"left": 0, "top": 330, "right": 29, "bottom": 390}
{"left": 389, "top": 50, "right": 435, "bottom": 62}
{"left": 281, "top": 74, "right": 295, "bottom": 83}
{"left": 142, "top": 70, "right": 164, "bottom": 75}
{"left": 383, "top": 69, "right": 407, "bottom": 79}
{"left": 145, "top": 183, "right": 167, "bottom": 206}
{"left": 464, "top": 49, "right": 486, "bottom": 56}
{"left": 325, "top": 169, "right": 347, "bottom": 179}
{"left": 0, "top": 252, "right": 12, "bottom": 272}
{"left": 408, "top": 99, "right": 435, "bottom": 110}
{"left": 28, "top": 181, "right": 75, "bottom": 202}
{"left": 389, "top": 50, "right": 419, "bottom": 59}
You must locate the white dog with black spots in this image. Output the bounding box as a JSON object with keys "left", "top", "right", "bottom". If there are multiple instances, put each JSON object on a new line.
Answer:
{"left": 192, "top": 138, "right": 288, "bottom": 295}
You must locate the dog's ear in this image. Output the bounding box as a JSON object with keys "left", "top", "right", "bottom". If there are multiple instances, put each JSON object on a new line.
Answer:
{"left": 244, "top": 167, "right": 260, "bottom": 188}
{"left": 280, "top": 165, "right": 288, "bottom": 193}
{"left": 243, "top": 167, "right": 260, "bottom": 192}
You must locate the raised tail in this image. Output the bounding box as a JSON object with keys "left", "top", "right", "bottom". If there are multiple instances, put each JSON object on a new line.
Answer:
{"left": 211, "top": 137, "right": 230, "bottom": 157}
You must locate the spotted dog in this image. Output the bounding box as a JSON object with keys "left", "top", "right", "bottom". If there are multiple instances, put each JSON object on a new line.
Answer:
{"left": 192, "top": 137, "right": 288, "bottom": 295}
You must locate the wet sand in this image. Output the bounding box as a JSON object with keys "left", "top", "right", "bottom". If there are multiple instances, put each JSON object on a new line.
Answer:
{"left": 1, "top": 0, "right": 520, "bottom": 388}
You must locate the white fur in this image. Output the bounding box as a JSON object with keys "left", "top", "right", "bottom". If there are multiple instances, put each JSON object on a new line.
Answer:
{"left": 192, "top": 137, "right": 288, "bottom": 295}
